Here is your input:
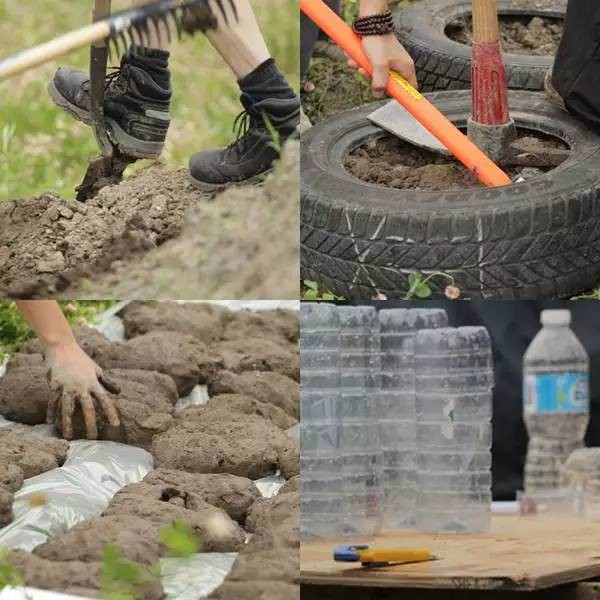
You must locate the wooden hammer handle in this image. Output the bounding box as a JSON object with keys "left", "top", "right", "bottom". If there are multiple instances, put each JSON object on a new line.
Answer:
{"left": 472, "top": 0, "right": 500, "bottom": 44}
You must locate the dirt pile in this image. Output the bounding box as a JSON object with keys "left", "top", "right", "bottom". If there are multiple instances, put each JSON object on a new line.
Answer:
{"left": 345, "top": 132, "right": 568, "bottom": 191}
{"left": 0, "top": 430, "right": 68, "bottom": 526}
{"left": 152, "top": 406, "right": 295, "bottom": 479}
{"left": 446, "top": 15, "right": 564, "bottom": 55}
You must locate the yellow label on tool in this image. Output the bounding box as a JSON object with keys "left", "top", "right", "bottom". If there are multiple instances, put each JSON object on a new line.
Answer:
{"left": 390, "top": 71, "right": 423, "bottom": 100}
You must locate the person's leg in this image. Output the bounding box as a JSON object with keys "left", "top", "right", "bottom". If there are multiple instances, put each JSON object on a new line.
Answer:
{"left": 188, "top": 0, "right": 300, "bottom": 190}
{"left": 301, "top": 0, "right": 340, "bottom": 79}
{"left": 48, "top": 0, "right": 172, "bottom": 158}
{"left": 551, "top": 0, "right": 600, "bottom": 131}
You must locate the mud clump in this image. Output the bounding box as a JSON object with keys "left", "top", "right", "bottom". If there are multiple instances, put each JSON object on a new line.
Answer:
{"left": 208, "top": 370, "right": 299, "bottom": 419}
{"left": 0, "top": 365, "right": 177, "bottom": 449}
{"left": 246, "top": 492, "right": 300, "bottom": 535}
{"left": 152, "top": 407, "right": 292, "bottom": 479}
{"left": 207, "top": 394, "right": 297, "bottom": 430}
{"left": 0, "top": 429, "right": 68, "bottom": 478}
{"left": 102, "top": 481, "right": 246, "bottom": 552}
{"left": 278, "top": 437, "right": 300, "bottom": 479}
{"left": 34, "top": 515, "right": 161, "bottom": 565}
{"left": 280, "top": 475, "right": 300, "bottom": 495}
{"left": 5, "top": 550, "right": 163, "bottom": 599}
{"left": 446, "top": 15, "right": 564, "bottom": 56}
{"left": 345, "top": 132, "right": 568, "bottom": 192}
{"left": 121, "top": 301, "right": 230, "bottom": 343}
{"left": 142, "top": 468, "right": 260, "bottom": 523}
{"left": 212, "top": 338, "right": 299, "bottom": 382}
{"left": 0, "top": 487, "right": 13, "bottom": 527}
{"left": 209, "top": 581, "right": 299, "bottom": 600}
{"left": 222, "top": 309, "right": 300, "bottom": 346}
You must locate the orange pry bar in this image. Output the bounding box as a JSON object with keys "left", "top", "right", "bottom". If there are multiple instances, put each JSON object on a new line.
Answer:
{"left": 300, "top": 0, "right": 512, "bottom": 188}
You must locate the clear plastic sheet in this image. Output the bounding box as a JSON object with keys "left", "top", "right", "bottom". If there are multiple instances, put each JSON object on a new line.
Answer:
{"left": 161, "top": 553, "right": 237, "bottom": 600}
{"left": 0, "top": 441, "right": 152, "bottom": 551}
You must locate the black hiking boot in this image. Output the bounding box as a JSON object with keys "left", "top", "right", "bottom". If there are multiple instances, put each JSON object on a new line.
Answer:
{"left": 48, "top": 46, "right": 172, "bottom": 159}
{"left": 189, "top": 58, "right": 300, "bottom": 191}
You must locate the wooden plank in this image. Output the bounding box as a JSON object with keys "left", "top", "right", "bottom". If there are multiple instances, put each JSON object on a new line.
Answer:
{"left": 300, "top": 515, "right": 600, "bottom": 591}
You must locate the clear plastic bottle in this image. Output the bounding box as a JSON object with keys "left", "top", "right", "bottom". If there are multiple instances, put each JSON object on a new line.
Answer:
{"left": 523, "top": 309, "right": 589, "bottom": 493}
{"left": 378, "top": 309, "right": 448, "bottom": 529}
{"left": 415, "top": 327, "right": 494, "bottom": 533}
{"left": 300, "top": 303, "right": 343, "bottom": 539}
{"left": 337, "top": 306, "right": 383, "bottom": 536}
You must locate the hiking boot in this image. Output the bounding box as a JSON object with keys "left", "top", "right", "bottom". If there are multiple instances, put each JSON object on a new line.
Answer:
{"left": 189, "top": 58, "right": 300, "bottom": 191}
{"left": 48, "top": 46, "right": 172, "bottom": 159}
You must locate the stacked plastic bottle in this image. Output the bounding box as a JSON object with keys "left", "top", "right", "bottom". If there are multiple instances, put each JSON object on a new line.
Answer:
{"left": 523, "top": 309, "right": 589, "bottom": 492}
{"left": 415, "top": 327, "right": 494, "bottom": 533}
{"left": 300, "top": 303, "right": 343, "bottom": 539}
{"left": 337, "top": 306, "right": 384, "bottom": 536}
{"left": 378, "top": 309, "right": 448, "bottom": 529}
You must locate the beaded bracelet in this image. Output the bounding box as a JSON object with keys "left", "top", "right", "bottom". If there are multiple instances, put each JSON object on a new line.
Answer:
{"left": 352, "top": 10, "right": 396, "bottom": 36}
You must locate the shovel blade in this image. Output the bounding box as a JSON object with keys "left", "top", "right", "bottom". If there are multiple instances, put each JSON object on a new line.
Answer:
{"left": 367, "top": 101, "right": 450, "bottom": 155}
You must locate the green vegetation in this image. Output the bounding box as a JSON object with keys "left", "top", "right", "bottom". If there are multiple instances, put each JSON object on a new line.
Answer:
{"left": 0, "top": 300, "right": 118, "bottom": 362}
{"left": 0, "top": 550, "right": 23, "bottom": 590}
{"left": 0, "top": 0, "right": 299, "bottom": 200}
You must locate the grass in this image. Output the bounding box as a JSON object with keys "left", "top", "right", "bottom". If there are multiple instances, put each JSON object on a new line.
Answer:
{"left": 0, "top": 0, "right": 299, "bottom": 200}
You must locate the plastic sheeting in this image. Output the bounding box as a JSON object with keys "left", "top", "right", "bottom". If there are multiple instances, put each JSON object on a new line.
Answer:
{"left": 0, "top": 441, "right": 152, "bottom": 551}
{"left": 161, "top": 553, "right": 237, "bottom": 600}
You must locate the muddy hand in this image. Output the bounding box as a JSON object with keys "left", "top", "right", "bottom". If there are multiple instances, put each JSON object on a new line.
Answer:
{"left": 45, "top": 342, "right": 120, "bottom": 440}
{"left": 347, "top": 34, "right": 418, "bottom": 98}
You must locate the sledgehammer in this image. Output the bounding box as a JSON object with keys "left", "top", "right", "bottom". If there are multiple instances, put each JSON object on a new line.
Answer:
{"left": 467, "top": 0, "right": 517, "bottom": 162}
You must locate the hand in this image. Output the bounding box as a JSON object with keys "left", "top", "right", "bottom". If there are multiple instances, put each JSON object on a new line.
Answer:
{"left": 45, "top": 341, "right": 120, "bottom": 440}
{"left": 348, "top": 34, "right": 418, "bottom": 98}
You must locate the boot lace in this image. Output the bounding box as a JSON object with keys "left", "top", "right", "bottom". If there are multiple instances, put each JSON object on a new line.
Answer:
{"left": 104, "top": 64, "right": 132, "bottom": 95}
{"left": 226, "top": 109, "right": 258, "bottom": 157}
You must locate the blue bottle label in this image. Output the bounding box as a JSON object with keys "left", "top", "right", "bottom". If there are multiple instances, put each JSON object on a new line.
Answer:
{"left": 524, "top": 372, "right": 589, "bottom": 414}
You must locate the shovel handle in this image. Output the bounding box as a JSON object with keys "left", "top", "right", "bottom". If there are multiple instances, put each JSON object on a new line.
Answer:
{"left": 300, "top": 0, "right": 512, "bottom": 188}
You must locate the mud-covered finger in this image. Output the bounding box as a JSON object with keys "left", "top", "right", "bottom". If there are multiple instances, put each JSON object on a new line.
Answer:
{"left": 79, "top": 392, "right": 98, "bottom": 440}
{"left": 93, "top": 384, "right": 120, "bottom": 428}
{"left": 46, "top": 386, "right": 61, "bottom": 424}
{"left": 61, "top": 391, "right": 76, "bottom": 440}
{"left": 98, "top": 372, "right": 121, "bottom": 395}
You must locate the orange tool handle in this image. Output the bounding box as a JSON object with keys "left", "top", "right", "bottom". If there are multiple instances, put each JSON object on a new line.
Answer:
{"left": 300, "top": 0, "right": 512, "bottom": 188}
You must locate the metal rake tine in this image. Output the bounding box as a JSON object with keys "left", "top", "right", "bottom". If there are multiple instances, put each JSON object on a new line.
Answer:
{"left": 170, "top": 7, "right": 184, "bottom": 39}
{"left": 150, "top": 14, "right": 168, "bottom": 47}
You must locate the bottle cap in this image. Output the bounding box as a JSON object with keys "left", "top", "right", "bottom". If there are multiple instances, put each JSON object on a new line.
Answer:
{"left": 541, "top": 309, "right": 571, "bottom": 326}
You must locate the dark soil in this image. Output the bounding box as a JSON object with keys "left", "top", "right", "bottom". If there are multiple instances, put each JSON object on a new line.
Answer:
{"left": 207, "top": 370, "right": 299, "bottom": 419}
{"left": 446, "top": 15, "right": 564, "bottom": 56}
{"left": 345, "top": 130, "right": 569, "bottom": 191}
{"left": 152, "top": 407, "right": 293, "bottom": 480}
{"left": 0, "top": 142, "right": 299, "bottom": 300}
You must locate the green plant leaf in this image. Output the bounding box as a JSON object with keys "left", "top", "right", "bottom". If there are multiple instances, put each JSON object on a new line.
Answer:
{"left": 414, "top": 282, "right": 432, "bottom": 298}
{"left": 303, "top": 280, "right": 318, "bottom": 291}
{"left": 408, "top": 272, "right": 421, "bottom": 288}
{"left": 159, "top": 521, "right": 200, "bottom": 559}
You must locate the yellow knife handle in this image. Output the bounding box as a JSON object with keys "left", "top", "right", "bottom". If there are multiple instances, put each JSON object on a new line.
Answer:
{"left": 357, "top": 549, "right": 432, "bottom": 563}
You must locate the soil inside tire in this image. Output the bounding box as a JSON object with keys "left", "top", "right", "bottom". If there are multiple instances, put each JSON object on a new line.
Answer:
{"left": 446, "top": 15, "right": 564, "bottom": 56}
{"left": 345, "top": 129, "right": 569, "bottom": 192}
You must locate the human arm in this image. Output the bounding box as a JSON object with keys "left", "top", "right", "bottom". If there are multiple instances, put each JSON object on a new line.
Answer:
{"left": 15, "top": 301, "right": 120, "bottom": 440}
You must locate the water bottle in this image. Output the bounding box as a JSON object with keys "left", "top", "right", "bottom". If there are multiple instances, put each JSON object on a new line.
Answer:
{"left": 523, "top": 309, "right": 589, "bottom": 493}
{"left": 337, "top": 306, "right": 383, "bottom": 536}
{"left": 300, "top": 303, "right": 343, "bottom": 539}
{"left": 415, "top": 327, "right": 494, "bottom": 533}
{"left": 378, "top": 309, "right": 448, "bottom": 529}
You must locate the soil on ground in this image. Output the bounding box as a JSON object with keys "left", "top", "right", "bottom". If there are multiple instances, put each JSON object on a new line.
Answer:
{"left": 0, "top": 142, "right": 299, "bottom": 300}
{"left": 446, "top": 15, "right": 564, "bottom": 56}
{"left": 345, "top": 130, "right": 569, "bottom": 192}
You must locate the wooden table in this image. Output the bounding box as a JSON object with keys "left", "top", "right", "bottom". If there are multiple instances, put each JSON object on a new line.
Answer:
{"left": 300, "top": 515, "right": 600, "bottom": 593}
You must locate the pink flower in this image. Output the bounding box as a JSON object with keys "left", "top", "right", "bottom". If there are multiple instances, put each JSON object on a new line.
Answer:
{"left": 64, "top": 302, "right": 77, "bottom": 315}
{"left": 444, "top": 285, "right": 461, "bottom": 300}
{"left": 371, "top": 293, "right": 388, "bottom": 301}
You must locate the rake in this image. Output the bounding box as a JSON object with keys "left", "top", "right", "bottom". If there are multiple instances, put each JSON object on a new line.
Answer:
{"left": 0, "top": 0, "right": 238, "bottom": 200}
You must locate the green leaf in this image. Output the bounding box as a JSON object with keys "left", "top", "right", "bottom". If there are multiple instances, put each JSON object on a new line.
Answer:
{"left": 159, "top": 521, "right": 200, "bottom": 559}
{"left": 322, "top": 293, "right": 335, "bottom": 301}
{"left": 414, "top": 282, "right": 432, "bottom": 298}
{"left": 303, "top": 280, "right": 318, "bottom": 291}
{"left": 408, "top": 272, "right": 421, "bottom": 288}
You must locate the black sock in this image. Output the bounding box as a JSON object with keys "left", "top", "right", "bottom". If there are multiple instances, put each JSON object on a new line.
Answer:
{"left": 127, "top": 45, "right": 171, "bottom": 90}
{"left": 238, "top": 58, "right": 297, "bottom": 105}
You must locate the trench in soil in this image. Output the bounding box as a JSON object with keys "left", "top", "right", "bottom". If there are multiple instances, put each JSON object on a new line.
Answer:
{"left": 445, "top": 15, "right": 564, "bottom": 56}
{"left": 345, "top": 128, "right": 570, "bottom": 192}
